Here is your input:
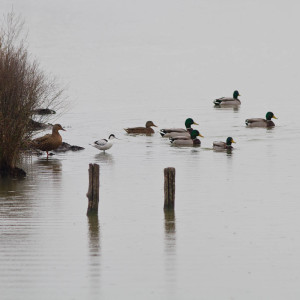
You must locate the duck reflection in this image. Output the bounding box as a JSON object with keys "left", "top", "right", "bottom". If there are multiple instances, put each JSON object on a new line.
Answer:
{"left": 164, "top": 209, "right": 176, "bottom": 253}
{"left": 34, "top": 158, "right": 62, "bottom": 173}
{"left": 214, "top": 105, "right": 240, "bottom": 112}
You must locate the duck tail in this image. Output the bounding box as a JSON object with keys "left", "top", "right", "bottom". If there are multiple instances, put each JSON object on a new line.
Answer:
{"left": 213, "top": 99, "right": 221, "bottom": 105}
{"left": 245, "top": 119, "right": 249, "bottom": 126}
{"left": 159, "top": 130, "right": 166, "bottom": 137}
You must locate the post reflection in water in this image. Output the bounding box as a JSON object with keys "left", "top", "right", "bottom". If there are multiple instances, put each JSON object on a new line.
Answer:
{"left": 164, "top": 209, "right": 177, "bottom": 292}
{"left": 87, "top": 215, "right": 101, "bottom": 292}
{"left": 164, "top": 209, "right": 176, "bottom": 253}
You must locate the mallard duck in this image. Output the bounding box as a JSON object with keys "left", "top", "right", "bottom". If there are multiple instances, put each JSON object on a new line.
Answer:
{"left": 160, "top": 118, "right": 199, "bottom": 137}
{"left": 124, "top": 121, "right": 157, "bottom": 134}
{"left": 245, "top": 112, "right": 277, "bottom": 127}
{"left": 32, "top": 124, "right": 65, "bottom": 157}
{"left": 213, "top": 90, "right": 241, "bottom": 106}
{"left": 170, "top": 130, "right": 204, "bottom": 146}
{"left": 93, "top": 134, "right": 118, "bottom": 152}
{"left": 213, "top": 137, "right": 236, "bottom": 150}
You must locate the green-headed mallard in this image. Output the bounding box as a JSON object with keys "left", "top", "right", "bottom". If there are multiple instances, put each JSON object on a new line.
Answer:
{"left": 170, "top": 129, "right": 204, "bottom": 146}
{"left": 124, "top": 121, "right": 157, "bottom": 134}
{"left": 213, "top": 137, "right": 236, "bottom": 150}
{"left": 245, "top": 112, "right": 277, "bottom": 127}
{"left": 160, "top": 118, "right": 199, "bottom": 137}
{"left": 214, "top": 90, "right": 241, "bottom": 106}
{"left": 32, "top": 124, "right": 66, "bottom": 157}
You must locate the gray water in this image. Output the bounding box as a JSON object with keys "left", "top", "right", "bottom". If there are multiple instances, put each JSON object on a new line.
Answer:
{"left": 1, "top": 1, "right": 300, "bottom": 299}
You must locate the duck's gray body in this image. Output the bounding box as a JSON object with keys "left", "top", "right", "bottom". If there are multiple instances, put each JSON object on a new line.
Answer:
{"left": 245, "top": 118, "right": 275, "bottom": 128}
{"left": 214, "top": 97, "right": 241, "bottom": 106}
{"left": 171, "top": 138, "right": 201, "bottom": 146}
{"left": 213, "top": 141, "right": 233, "bottom": 150}
{"left": 214, "top": 90, "right": 241, "bottom": 106}
{"left": 245, "top": 112, "right": 277, "bottom": 128}
{"left": 162, "top": 131, "right": 191, "bottom": 138}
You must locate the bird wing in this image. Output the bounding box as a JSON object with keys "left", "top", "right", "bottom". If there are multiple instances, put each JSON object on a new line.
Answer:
{"left": 213, "top": 141, "right": 226, "bottom": 148}
{"left": 246, "top": 118, "right": 266, "bottom": 124}
{"left": 32, "top": 133, "right": 52, "bottom": 145}
{"left": 94, "top": 139, "right": 107, "bottom": 146}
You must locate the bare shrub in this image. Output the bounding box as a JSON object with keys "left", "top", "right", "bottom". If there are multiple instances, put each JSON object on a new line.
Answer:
{"left": 0, "top": 11, "right": 65, "bottom": 176}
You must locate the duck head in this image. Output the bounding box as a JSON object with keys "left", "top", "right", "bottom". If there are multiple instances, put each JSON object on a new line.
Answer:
{"left": 233, "top": 90, "right": 240, "bottom": 99}
{"left": 226, "top": 137, "right": 236, "bottom": 146}
{"left": 52, "top": 124, "right": 66, "bottom": 132}
{"left": 266, "top": 112, "right": 277, "bottom": 120}
{"left": 145, "top": 121, "right": 157, "bottom": 128}
{"left": 185, "top": 118, "right": 199, "bottom": 129}
{"left": 190, "top": 130, "right": 204, "bottom": 139}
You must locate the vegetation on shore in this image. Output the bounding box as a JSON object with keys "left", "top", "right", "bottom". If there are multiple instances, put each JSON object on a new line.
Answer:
{"left": 0, "top": 12, "right": 64, "bottom": 177}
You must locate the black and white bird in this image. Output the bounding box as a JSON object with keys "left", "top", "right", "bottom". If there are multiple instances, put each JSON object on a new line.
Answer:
{"left": 92, "top": 134, "right": 118, "bottom": 152}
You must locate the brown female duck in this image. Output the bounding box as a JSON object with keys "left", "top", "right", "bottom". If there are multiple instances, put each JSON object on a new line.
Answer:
{"left": 124, "top": 121, "right": 157, "bottom": 134}
{"left": 32, "top": 124, "right": 66, "bottom": 157}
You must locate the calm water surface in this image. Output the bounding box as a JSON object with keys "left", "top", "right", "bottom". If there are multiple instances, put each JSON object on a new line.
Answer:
{"left": 1, "top": 1, "right": 300, "bottom": 299}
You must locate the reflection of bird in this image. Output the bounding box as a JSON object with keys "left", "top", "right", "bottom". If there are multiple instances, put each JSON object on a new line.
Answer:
{"left": 170, "top": 130, "right": 203, "bottom": 146}
{"left": 213, "top": 137, "right": 236, "bottom": 150}
{"left": 32, "top": 124, "right": 66, "bottom": 158}
{"left": 246, "top": 112, "right": 277, "bottom": 127}
{"left": 124, "top": 121, "right": 157, "bottom": 134}
{"left": 214, "top": 90, "right": 241, "bottom": 106}
{"left": 160, "top": 118, "right": 198, "bottom": 137}
{"left": 93, "top": 134, "right": 117, "bottom": 152}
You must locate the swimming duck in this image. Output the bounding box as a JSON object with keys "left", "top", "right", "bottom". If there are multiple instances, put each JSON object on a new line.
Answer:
{"left": 93, "top": 134, "right": 118, "bottom": 152}
{"left": 213, "top": 90, "right": 241, "bottom": 106}
{"left": 213, "top": 137, "right": 236, "bottom": 150}
{"left": 170, "top": 130, "right": 204, "bottom": 146}
{"left": 32, "top": 124, "right": 65, "bottom": 158}
{"left": 245, "top": 112, "right": 277, "bottom": 127}
{"left": 160, "top": 118, "right": 199, "bottom": 137}
{"left": 124, "top": 121, "right": 157, "bottom": 134}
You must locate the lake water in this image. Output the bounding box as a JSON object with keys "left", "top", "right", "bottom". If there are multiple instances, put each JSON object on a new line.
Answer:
{"left": 1, "top": 1, "right": 300, "bottom": 299}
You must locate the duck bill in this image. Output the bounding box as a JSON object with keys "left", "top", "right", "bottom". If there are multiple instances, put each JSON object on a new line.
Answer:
{"left": 193, "top": 122, "right": 199, "bottom": 125}
{"left": 198, "top": 134, "right": 204, "bottom": 138}
{"left": 272, "top": 116, "right": 278, "bottom": 119}
{"left": 232, "top": 139, "right": 236, "bottom": 143}
{"left": 153, "top": 124, "right": 158, "bottom": 127}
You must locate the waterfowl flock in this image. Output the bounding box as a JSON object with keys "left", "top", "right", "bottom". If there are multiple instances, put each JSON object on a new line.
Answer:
{"left": 31, "top": 91, "right": 278, "bottom": 157}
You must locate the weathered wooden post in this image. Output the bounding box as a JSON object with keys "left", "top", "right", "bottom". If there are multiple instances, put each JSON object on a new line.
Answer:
{"left": 164, "top": 167, "right": 175, "bottom": 209}
{"left": 86, "top": 163, "right": 100, "bottom": 215}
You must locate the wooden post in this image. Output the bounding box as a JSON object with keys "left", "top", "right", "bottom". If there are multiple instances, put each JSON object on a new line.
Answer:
{"left": 86, "top": 163, "right": 100, "bottom": 215}
{"left": 164, "top": 167, "right": 175, "bottom": 209}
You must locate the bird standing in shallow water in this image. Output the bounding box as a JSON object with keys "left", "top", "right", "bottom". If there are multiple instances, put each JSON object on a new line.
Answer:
{"left": 124, "top": 121, "right": 157, "bottom": 134}
{"left": 213, "top": 137, "right": 236, "bottom": 150}
{"left": 213, "top": 90, "right": 241, "bottom": 106}
{"left": 32, "top": 124, "right": 66, "bottom": 158}
{"left": 245, "top": 112, "right": 277, "bottom": 127}
{"left": 93, "top": 134, "right": 118, "bottom": 153}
